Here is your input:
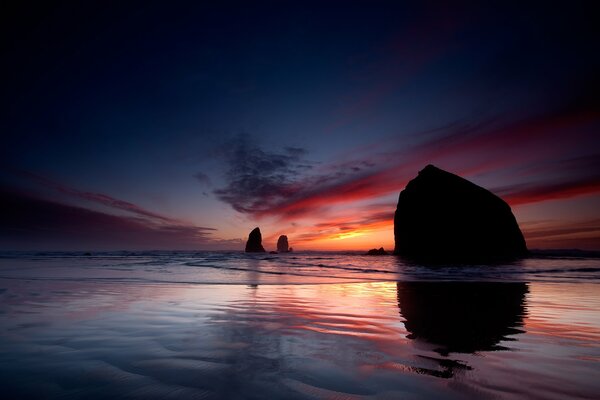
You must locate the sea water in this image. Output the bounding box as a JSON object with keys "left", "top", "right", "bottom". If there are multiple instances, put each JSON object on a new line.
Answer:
{"left": 0, "top": 252, "right": 599, "bottom": 399}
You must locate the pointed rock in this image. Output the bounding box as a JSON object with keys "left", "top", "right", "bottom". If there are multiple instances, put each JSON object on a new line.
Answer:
{"left": 394, "top": 165, "right": 527, "bottom": 262}
{"left": 245, "top": 227, "right": 266, "bottom": 252}
{"left": 277, "top": 235, "right": 290, "bottom": 252}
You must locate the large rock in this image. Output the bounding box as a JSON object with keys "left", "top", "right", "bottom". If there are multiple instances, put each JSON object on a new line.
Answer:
{"left": 245, "top": 227, "right": 266, "bottom": 252}
{"left": 394, "top": 165, "right": 527, "bottom": 262}
{"left": 277, "top": 235, "right": 290, "bottom": 252}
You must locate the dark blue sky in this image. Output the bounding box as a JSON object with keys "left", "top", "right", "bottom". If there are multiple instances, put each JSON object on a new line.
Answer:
{"left": 2, "top": 1, "right": 599, "bottom": 250}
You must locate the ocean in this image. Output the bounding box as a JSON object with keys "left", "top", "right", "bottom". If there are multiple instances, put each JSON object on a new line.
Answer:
{"left": 0, "top": 251, "right": 599, "bottom": 399}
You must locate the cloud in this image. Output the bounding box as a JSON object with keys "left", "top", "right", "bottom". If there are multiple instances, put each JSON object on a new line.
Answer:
{"left": 281, "top": 205, "right": 395, "bottom": 244}
{"left": 0, "top": 167, "right": 234, "bottom": 250}
{"left": 521, "top": 219, "right": 600, "bottom": 250}
{"left": 249, "top": 105, "right": 599, "bottom": 221}
{"left": 0, "top": 186, "right": 238, "bottom": 251}
{"left": 490, "top": 154, "right": 600, "bottom": 205}
{"left": 494, "top": 176, "right": 600, "bottom": 206}
{"left": 213, "top": 135, "right": 314, "bottom": 213}
{"left": 193, "top": 172, "right": 212, "bottom": 186}
{"left": 7, "top": 167, "right": 192, "bottom": 226}
{"left": 213, "top": 136, "right": 391, "bottom": 221}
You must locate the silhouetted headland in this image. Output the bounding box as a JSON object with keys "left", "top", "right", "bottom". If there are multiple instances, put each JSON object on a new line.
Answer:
{"left": 394, "top": 165, "right": 527, "bottom": 262}
{"left": 397, "top": 281, "right": 528, "bottom": 356}
{"left": 245, "top": 227, "right": 266, "bottom": 252}
{"left": 366, "top": 247, "right": 388, "bottom": 255}
{"left": 277, "top": 235, "right": 290, "bottom": 252}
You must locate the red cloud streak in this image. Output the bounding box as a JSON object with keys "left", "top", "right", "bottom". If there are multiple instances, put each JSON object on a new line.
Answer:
{"left": 258, "top": 108, "right": 599, "bottom": 222}
{"left": 501, "top": 178, "right": 600, "bottom": 206}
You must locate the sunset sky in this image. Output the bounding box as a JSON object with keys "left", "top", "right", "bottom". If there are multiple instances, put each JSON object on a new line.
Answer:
{"left": 2, "top": 1, "right": 599, "bottom": 251}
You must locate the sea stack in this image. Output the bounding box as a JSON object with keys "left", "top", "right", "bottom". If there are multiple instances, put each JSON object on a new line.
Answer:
{"left": 277, "top": 235, "right": 290, "bottom": 252}
{"left": 366, "top": 247, "right": 388, "bottom": 255}
{"left": 245, "top": 227, "right": 266, "bottom": 252}
{"left": 394, "top": 165, "right": 527, "bottom": 262}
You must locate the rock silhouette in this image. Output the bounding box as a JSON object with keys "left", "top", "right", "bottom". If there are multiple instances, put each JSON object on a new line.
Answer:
{"left": 394, "top": 165, "right": 527, "bottom": 262}
{"left": 245, "top": 227, "right": 266, "bottom": 252}
{"left": 366, "top": 247, "right": 388, "bottom": 255}
{"left": 277, "top": 235, "right": 290, "bottom": 252}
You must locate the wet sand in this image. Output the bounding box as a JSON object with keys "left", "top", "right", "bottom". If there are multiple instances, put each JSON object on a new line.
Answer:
{"left": 1, "top": 268, "right": 599, "bottom": 399}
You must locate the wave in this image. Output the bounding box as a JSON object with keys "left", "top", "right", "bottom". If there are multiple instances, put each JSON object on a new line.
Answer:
{"left": 0, "top": 251, "right": 599, "bottom": 285}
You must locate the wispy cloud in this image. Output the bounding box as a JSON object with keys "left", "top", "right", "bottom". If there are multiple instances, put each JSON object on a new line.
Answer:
{"left": 0, "top": 167, "right": 234, "bottom": 250}
{"left": 495, "top": 176, "right": 600, "bottom": 206}
{"left": 263, "top": 202, "right": 395, "bottom": 245}
{"left": 251, "top": 106, "right": 600, "bottom": 221}
{"left": 8, "top": 168, "right": 193, "bottom": 226}
{"left": 521, "top": 219, "right": 600, "bottom": 250}
{"left": 0, "top": 186, "right": 239, "bottom": 250}
{"left": 193, "top": 172, "right": 212, "bottom": 187}
{"left": 213, "top": 134, "right": 314, "bottom": 213}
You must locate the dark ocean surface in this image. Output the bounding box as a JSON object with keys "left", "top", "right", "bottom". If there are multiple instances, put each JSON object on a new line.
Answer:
{"left": 0, "top": 251, "right": 599, "bottom": 399}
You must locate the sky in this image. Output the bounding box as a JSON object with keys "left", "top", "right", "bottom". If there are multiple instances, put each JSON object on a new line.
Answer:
{"left": 1, "top": 1, "right": 599, "bottom": 251}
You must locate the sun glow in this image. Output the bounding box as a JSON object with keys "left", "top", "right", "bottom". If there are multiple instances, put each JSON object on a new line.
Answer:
{"left": 290, "top": 225, "right": 395, "bottom": 251}
{"left": 331, "top": 230, "right": 367, "bottom": 240}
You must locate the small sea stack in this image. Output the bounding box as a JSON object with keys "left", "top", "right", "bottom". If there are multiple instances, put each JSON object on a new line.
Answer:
{"left": 366, "top": 247, "right": 388, "bottom": 255}
{"left": 394, "top": 165, "right": 527, "bottom": 262}
{"left": 245, "top": 227, "right": 266, "bottom": 253}
{"left": 277, "top": 235, "right": 290, "bottom": 252}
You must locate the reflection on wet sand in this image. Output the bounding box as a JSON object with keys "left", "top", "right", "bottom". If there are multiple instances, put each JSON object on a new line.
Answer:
{"left": 1, "top": 277, "right": 599, "bottom": 399}
{"left": 397, "top": 281, "right": 528, "bottom": 356}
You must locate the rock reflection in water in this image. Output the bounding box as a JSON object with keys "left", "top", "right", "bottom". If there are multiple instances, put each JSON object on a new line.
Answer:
{"left": 397, "top": 281, "right": 528, "bottom": 356}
